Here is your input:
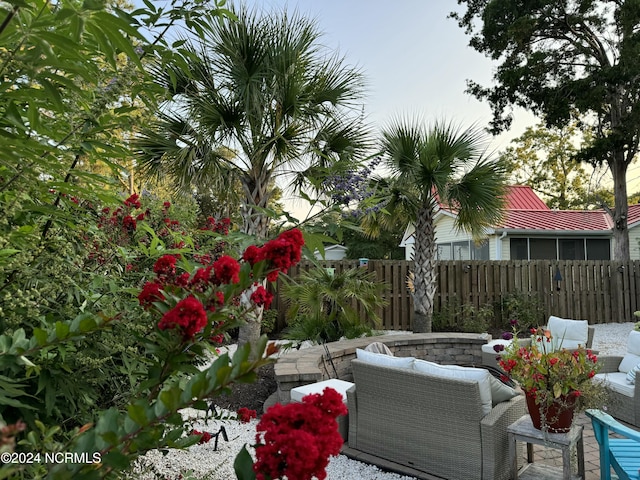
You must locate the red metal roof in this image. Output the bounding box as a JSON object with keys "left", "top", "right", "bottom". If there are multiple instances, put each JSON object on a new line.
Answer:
{"left": 627, "top": 204, "right": 640, "bottom": 227}
{"left": 498, "top": 209, "right": 613, "bottom": 232}
{"left": 505, "top": 185, "right": 550, "bottom": 211}
{"left": 437, "top": 184, "right": 618, "bottom": 232}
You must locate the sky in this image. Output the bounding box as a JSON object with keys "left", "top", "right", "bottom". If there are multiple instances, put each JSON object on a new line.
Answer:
{"left": 243, "top": 0, "right": 540, "bottom": 217}
{"left": 245, "top": 0, "right": 537, "bottom": 149}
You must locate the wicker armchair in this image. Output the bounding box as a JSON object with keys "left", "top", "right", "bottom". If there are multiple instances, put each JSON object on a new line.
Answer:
{"left": 345, "top": 359, "right": 525, "bottom": 480}
{"left": 594, "top": 355, "right": 640, "bottom": 428}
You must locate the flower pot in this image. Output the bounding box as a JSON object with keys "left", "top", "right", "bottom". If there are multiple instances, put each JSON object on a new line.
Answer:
{"left": 525, "top": 390, "right": 577, "bottom": 433}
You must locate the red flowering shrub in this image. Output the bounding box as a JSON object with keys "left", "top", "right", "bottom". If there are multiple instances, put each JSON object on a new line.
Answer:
{"left": 139, "top": 229, "right": 304, "bottom": 344}
{"left": 192, "top": 429, "right": 212, "bottom": 444}
{"left": 157, "top": 296, "right": 208, "bottom": 340}
{"left": 212, "top": 255, "right": 241, "bottom": 285}
{"left": 250, "top": 285, "right": 273, "bottom": 309}
{"left": 237, "top": 407, "right": 257, "bottom": 423}
{"left": 253, "top": 387, "right": 346, "bottom": 480}
{"left": 153, "top": 254, "right": 178, "bottom": 278}
{"left": 241, "top": 228, "right": 305, "bottom": 282}
{"left": 138, "top": 281, "right": 165, "bottom": 309}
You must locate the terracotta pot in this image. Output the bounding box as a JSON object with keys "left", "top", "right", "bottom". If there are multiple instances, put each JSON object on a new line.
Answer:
{"left": 525, "top": 390, "right": 577, "bottom": 433}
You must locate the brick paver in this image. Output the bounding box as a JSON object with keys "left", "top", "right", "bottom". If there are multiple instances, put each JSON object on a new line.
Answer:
{"left": 515, "top": 411, "right": 637, "bottom": 479}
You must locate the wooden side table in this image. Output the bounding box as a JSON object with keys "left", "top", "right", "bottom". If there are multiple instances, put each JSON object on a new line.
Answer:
{"left": 507, "top": 415, "right": 585, "bottom": 480}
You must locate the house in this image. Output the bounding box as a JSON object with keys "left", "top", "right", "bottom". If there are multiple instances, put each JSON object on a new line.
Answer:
{"left": 313, "top": 244, "right": 348, "bottom": 260}
{"left": 400, "top": 185, "right": 640, "bottom": 261}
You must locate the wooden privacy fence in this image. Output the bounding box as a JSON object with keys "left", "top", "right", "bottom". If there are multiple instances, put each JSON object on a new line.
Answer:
{"left": 272, "top": 260, "right": 640, "bottom": 331}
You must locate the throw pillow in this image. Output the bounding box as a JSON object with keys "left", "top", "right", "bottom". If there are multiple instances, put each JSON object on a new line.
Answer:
{"left": 355, "top": 349, "right": 414, "bottom": 369}
{"left": 626, "top": 363, "right": 640, "bottom": 385}
{"left": 628, "top": 330, "right": 640, "bottom": 356}
{"left": 412, "top": 360, "right": 492, "bottom": 416}
{"left": 488, "top": 375, "right": 520, "bottom": 406}
{"left": 618, "top": 353, "right": 640, "bottom": 373}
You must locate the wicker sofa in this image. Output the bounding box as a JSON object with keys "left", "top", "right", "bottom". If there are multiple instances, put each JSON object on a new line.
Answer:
{"left": 346, "top": 356, "right": 526, "bottom": 480}
{"left": 593, "top": 330, "right": 640, "bottom": 427}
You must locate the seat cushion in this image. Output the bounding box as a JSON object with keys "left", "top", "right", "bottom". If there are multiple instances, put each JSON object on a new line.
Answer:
{"left": 412, "top": 359, "right": 492, "bottom": 415}
{"left": 548, "top": 316, "right": 589, "bottom": 345}
{"left": 618, "top": 331, "right": 640, "bottom": 373}
{"left": 290, "top": 378, "right": 354, "bottom": 404}
{"left": 594, "top": 372, "right": 635, "bottom": 397}
{"left": 355, "top": 348, "right": 414, "bottom": 369}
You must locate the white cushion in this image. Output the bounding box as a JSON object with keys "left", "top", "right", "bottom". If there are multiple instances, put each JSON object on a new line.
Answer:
{"left": 627, "top": 330, "right": 640, "bottom": 356}
{"left": 412, "top": 359, "right": 492, "bottom": 416}
{"left": 618, "top": 353, "right": 640, "bottom": 373}
{"left": 355, "top": 349, "right": 415, "bottom": 369}
{"left": 290, "top": 378, "right": 354, "bottom": 404}
{"left": 626, "top": 363, "right": 640, "bottom": 385}
{"left": 547, "top": 316, "right": 589, "bottom": 345}
{"left": 594, "top": 372, "right": 635, "bottom": 397}
{"left": 488, "top": 375, "right": 520, "bottom": 406}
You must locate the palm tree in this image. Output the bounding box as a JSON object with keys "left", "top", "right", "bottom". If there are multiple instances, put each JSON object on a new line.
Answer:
{"left": 282, "top": 266, "right": 387, "bottom": 343}
{"left": 134, "top": 5, "right": 370, "bottom": 346}
{"left": 373, "top": 119, "right": 507, "bottom": 333}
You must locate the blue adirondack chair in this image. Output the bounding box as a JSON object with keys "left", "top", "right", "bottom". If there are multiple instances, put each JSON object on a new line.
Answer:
{"left": 586, "top": 409, "right": 640, "bottom": 480}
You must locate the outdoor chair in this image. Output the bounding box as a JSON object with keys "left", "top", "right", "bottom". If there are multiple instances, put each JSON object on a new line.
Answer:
{"left": 586, "top": 409, "right": 640, "bottom": 480}
{"left": 593, "top": 330, "right": 640, "bottom": 427}
{"left": 482, "top": 316, "right": 595, "bottom": 369}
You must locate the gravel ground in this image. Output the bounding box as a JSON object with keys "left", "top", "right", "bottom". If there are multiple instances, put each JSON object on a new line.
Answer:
{"left": 133, "top": 322, "right": 636, "bottom": 480}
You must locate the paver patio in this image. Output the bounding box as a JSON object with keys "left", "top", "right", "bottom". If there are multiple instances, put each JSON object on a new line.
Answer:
{"left": 517, "top": 411, "right": 637, "bottom": 480}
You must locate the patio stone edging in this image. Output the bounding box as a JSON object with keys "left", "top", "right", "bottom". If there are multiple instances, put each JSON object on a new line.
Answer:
{"left": 273, "top": 332, "right": 491, "bottom": 404}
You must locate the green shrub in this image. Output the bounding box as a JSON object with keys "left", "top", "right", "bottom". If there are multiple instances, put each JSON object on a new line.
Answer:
{"left": 281, "top": 266, "right": 387, "bottom": 343}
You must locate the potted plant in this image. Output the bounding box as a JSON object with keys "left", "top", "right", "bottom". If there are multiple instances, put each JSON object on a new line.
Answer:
{"left": 496, "top": 327, "right": 604, "bottom": 432}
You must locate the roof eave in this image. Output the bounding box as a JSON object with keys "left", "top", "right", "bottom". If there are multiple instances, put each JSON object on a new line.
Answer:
{"left": 492, "top": 228, "right": 612, "bottom": 236}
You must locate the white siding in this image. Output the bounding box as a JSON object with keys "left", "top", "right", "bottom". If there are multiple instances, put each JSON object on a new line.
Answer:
{"left": 434, "top": 214, "right": 472, "bottom": 243}
{"left": 629, "top": 225, "right": 640, "bottom": 260}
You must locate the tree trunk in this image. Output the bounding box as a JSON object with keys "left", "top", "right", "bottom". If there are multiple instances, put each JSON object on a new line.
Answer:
{"left": 411, "top": 204, "right": 437, "bottom": 333}
{"left": 610, "top": 153, "right": 630, "bottom": 260}
{"left": 237, "top": 174, "right": 271, "bottom": 350}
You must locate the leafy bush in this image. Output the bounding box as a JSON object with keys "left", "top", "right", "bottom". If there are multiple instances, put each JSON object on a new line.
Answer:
{"left": 498, "top": 292, "right": 544, "bottom": 331}
{"left": 0, "top": 217, "right": 305, "bottom": 479}
{"left": 281, "top": 266, "right": 387, "bottom": 343}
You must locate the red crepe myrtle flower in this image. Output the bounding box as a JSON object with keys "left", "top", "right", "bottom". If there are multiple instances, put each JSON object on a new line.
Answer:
{"left": 122, "top": 215, "right": 137, "bottom": 231}
{"left": 212, "top": 255, "right": 240, "bottom": 284}
{"left": 192, "top": 429, "right": 212, "bottom": 444}
{"left": 124, "top": 193, "right": 141, "bottom": 209}
{"left": 250, "top": 285, "right": 273, "bottom": 309}
{"left": 154, "top": 254, "right": 178, "bottom": 278}
{"left": 242, "top": 245, "right": 264, "bottom": 266}
{"left": 237, "top": 407, "right": 257, "bottom": 423}
{"left": 138, "top": 281, "right": 165, "bottom": 309}
{"left": 253, "top": 387, "right": 345, "bottom": 480}
{"left": 158, "top": 296, "right": 208, "bottom": 340}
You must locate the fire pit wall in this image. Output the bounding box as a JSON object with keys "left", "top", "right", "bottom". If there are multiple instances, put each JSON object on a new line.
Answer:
{"left": 273, "top": 333, "right": 490, "bottom": 404}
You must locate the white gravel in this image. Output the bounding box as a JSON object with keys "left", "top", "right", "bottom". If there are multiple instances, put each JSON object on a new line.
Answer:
{"left": 132, "top": 322, "right": 636, "bottom": 480}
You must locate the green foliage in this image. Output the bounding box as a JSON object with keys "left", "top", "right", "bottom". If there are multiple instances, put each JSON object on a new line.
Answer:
{"left": 282, "top": 266, "right": 387, "bottom": 343}
{"left": 500, "top": 121, "right": 610, "bottom": 210}
{"left": 260, "top": 308, "right": 277, "bottom": 336}
{"left": 134, "top": 3, "right": 371, "bottom": 240}
{"left": 432, "top": 300, "right": 494, "bottom": 333}
{"left": 498, "top": 292, "right": 545, "bottom": 331}
{"left": 371, "top": 119, "right": 508, "bottom": 332}
{"left": 453, "top": 0, "right": 640, "bottom": 259}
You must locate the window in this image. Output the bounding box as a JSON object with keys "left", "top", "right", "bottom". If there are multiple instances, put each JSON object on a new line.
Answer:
{"left": 437, "top": 240, "right": 489, "bottom": 260}
{"left": 509, "top": 237, "right": 610, "bottom": 260}
{"left": 586, "top": 239, "right": 611, "bottom": 260}
{"left": 510, "top": 238, "right": 528, "bottom": 260}
{"left": 559, "top": 239, "right": 585, "bottom": 260}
